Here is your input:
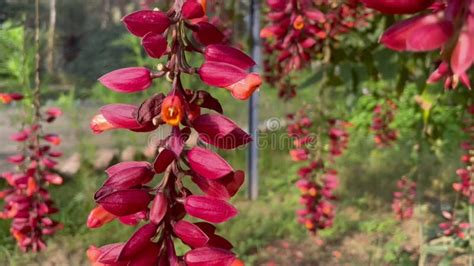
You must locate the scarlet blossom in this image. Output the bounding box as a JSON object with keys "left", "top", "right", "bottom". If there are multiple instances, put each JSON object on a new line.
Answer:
{"left": 328, "top": 120, "right": 350, "bottom": 159}
{"left": 362, "top": 0, "right": 434, "bottom": 14}
{"left": 439, "top": 211, "right": 470, "bottom": 239}
{"left": 296, "top": 162, "right": 339, "bottom": 234}
{"left": 452, "top": 106, "right": 474, "bottom": 203}
{"left": 391, "top": 176, "right": 416, "bottom": 220}
{"left": 261, "top": 0, "right": 371, "bottom": 98}
{"left": 88, "top": 2, "right": 257, "bottom": 263}
{"left": 43, "top": 134, "right": 61, "bottom": 145}
{"left": 371, "top": 101, "right": 397, "bottom": 147}
{"left": 287, "top": 109, "right": 346, "bottom": 234}
{"left": 99, "top": 67, "right": 153, "bottom": 93}
{"left": 368, "top": 0, "right": 474, "bottom": 89}
{"left": 90, "top": 103, "right": 158, "bottom": 134}
{"left": 87, "top": 205, "right": 117, "bottom": 229}
{"left": 290, "top": 149, "right": 309, "bottom": 161}
{"left": 199, "top": 44, "right": 262, "bottom": 100}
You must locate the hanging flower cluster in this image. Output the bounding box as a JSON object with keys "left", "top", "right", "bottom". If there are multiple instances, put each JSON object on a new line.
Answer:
{"left": 439, "top": 211, "right": 470, "bottom": 239}
{"left": 454, "top": 105, "right": 474, "bottom": 203}
{"left": 371, "top": 101, "right": 397, "bottom": 147}
{"left": 287, "top": 111, "right": 313, "bottom": 162}
{"left": 287, "top": 109, "right": 347, "bottom": 234}
{"left": 434, "top": 105, "right": 473, "bottom": 243}
{"left": 261, "top": 0, "right": 371, "bottom": 99}
{"left": 364, "top": 0, "right": 474, "bottom": 89}
{"left": 391, "top": 176, "right": 416, "bottom": 221}
{"left": 295, "top": 161, "right": 339, "bottom": 234}
{"left": 87, "top": 1, "right": 260, "bottom": 265}
{"left": 454, "top": 167, "right": 474, "bottom": 204}
{"left": 0, "top": 102, "right": 63, "bottom": 252}
{"left": 328, "top": 119, "right": 350, "bottom": 159}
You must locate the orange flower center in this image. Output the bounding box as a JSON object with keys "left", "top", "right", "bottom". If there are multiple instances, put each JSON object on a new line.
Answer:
{"left": 305, "top": 220, "right": 315, "bottom": 230}
{"left": 161, "top": 95, "right": 184, "bottom": 126}
{"left": 293, "top": 15, "right": 305, "bottom": 30}
{"left": 308, "top": 187, "right": 318, "bottom": 197}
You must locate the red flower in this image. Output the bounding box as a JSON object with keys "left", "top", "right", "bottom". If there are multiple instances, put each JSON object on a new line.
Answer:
{"left": 371, "top": 101, "right": 398, "bottom": 147}
{"left": 88, "top": 2, "right": 257, "bottom": 263}
{"left": 99, "top": 67, "right": 153, "bottom": 93}
{"left": 391, "top": 176, "right": 416, "bottom": 220}
{"left": 199, "top": 44, "right": 262, "bottom": 100}
{"left": 1, "top": 106, "right": 64, "bottom": 251}
{"left": 261, "top": 0, "right": 370, "bottom": 98}
{"left": 362, "top": 0, "right": 434, "bottom": 14}
{"left": 375, "top": 0, "right": 474, "bottom": 89}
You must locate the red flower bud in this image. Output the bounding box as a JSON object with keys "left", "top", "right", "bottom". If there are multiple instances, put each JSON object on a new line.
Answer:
{"left": 185, "top": 247, "right": 236, "bottom": 266}
{"left": 96, "top": 189, "right": 152, "bottom": 217}
{"left": 362, "top": 0, "right": 434, "bottom": 14}
{"left": 142, "top": 32, "right": 168, "bottom": 59}
{"left": 380, "top": 14, "right": 453, "bottom": 52}
{"left": 173, "top": 220, "right": 210, "bottom": 248}
{"left": 183, "top": 0, "right": 205, "bottom": 20}
{"left": 43, "top": 134, "right": 61, "bottom": 145}
{"left": 150, "top": 192, "right": 168, "bottom": 224}
{"left": 192, "top": 114, "right": 252, "bottom": 149}
{"left": 188, "top": 147, "right": 233, "bottom": 180}
{"left": 193, "top": 22, "right": 225, "bottom": 46}
{"left": 184, "top": 195, "right": 238, "bottom": 223}
{"left": 99, "top": 67, "right": 152, "bottom": 93}
{"left": 104, "top": 161, "right": 155, "bottom": 189}
{"left": 122, "top": 10, "right": 170, "bottom": 37}
{"left": 119, "top": 223, "right": 158, "bottom": 260}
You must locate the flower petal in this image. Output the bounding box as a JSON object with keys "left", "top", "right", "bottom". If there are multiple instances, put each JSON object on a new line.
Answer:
{"left": 99, "top": 67, "right": 152, "bottom": 93}
{"left": 104, "top": 161, "right": 155, "bottom": 189}
{"left": 97, "top": 189, "right": 152, "bottom": 217}
{"left": 362, "top": 0, "right": 434, "bottom": 14}
{"left": 199, "top": 62, "right": 247, "bottom": 87}
{"left": 184, "top": 247, "right": 236, "bottom": 266}
{"left": 406, "top": 19, "right": 453, "bottom": 51}
{"left": 192, "top": 114, "right": 252, "bottom": 149}
{"left": 187, "top": 147, "right": 233, "bottom": 180}
{"left": 451, "top": 31, "right": 474, "bottom": 75}
{"left": 119, "top": 223, "right": 158, "bottom": 260}
{"left": 150, "top": 192, "right": 168, "bottom": 224}
{"left": 142, "top": 32, "right": 168, "bottom": 59}
{"left": 193, "top": 22, "right": 225, "bottom": 46}
{"left": 184, "top": 195, "right": 238, "bottom": 223}
{"left": 122, "top": 10, "right": 170, "bottom": 37}
{"left": 183, "top": 0, "right": 205, "bottom": 20}
{"left": 204, "top": 44, "right": 255, "bottom": 70}
{"left": 173, "top": 220, "right": 210, "bottom": 248}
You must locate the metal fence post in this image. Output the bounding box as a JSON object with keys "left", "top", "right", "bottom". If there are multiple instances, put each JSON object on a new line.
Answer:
{"left": 248, "top": 0, "right": 261, "bottom": 200}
